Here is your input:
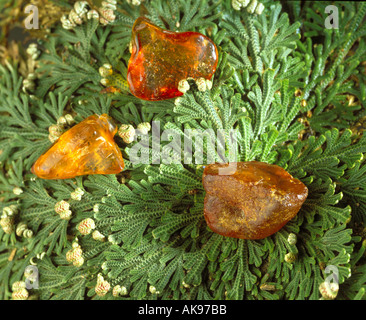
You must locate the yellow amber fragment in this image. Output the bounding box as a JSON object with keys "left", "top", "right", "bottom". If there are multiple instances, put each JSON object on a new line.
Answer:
{"left": 32, "top": 114, "right": 124, "bottom": 179}
{"left": 127, "top": 17, "right": 218, "bottom": 101}
{"left": 202, "top": 162, "right": 308, "bottom": 240}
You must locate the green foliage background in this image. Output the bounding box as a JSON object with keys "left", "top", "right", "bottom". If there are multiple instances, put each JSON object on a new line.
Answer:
{"left": 0, "top": 0, "right": 366, "bottom": 300}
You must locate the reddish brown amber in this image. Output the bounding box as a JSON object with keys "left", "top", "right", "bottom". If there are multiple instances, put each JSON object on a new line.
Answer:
{"left": 32, "top": 114, "right": 124, "bottom": 179}
{"left": 127, "top": 17, "right": 218, "bottom": 101}
{"left": 202, "top": 162, "right": 308, "bottom": 240}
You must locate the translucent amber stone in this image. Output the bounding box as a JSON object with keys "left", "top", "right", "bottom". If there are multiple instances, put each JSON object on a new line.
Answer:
{"left": 202, "top": 162, "right": 308, "bottom": 240}
{"left": 32, "top": 114, "right": 124, "bottom": 179}
{"left": 127, "top": 17, "right": 218, "bottom": 101}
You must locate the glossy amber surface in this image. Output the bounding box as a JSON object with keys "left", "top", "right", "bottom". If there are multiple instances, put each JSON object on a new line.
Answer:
{"left": 32, "top": 114, "right": 124, "bottom": 179}
{"left": 127, "top": 17, "right": 218, "bottom": 101}
{"left": 202, "top": 162, "right": 308, "bottom": 240}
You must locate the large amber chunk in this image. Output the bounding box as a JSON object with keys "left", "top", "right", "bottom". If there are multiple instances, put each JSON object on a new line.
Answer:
{"left": 32, "top": 114, "right": 124, "bottom": 179}
{"left": 127, "top": 17, "right": 218, "bottom": 101}
{"left": 202, "top": 162, "right": 308, "bottom": 240}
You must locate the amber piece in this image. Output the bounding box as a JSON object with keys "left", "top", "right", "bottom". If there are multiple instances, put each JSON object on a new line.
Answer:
{"left": 202, "top": 162, "right": 308, "bottom": 240}
{"left": 32, "top": 114, "right": 124, "bottom": 179}
{"left": 127, "top": 17, "right": 218, "bottom": 101}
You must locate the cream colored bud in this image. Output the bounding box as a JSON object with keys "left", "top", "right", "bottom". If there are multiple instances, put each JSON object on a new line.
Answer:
{"left": 247, "top": 0, "right": 258, "bottom": 13}
{"left": 178, "top": 79, "right": 190, "bottom": 94}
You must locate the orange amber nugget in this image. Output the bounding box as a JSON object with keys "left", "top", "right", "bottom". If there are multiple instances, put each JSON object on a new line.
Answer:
{"left": 127, "top": 17, "right": 218, "bottom": 101}
{"left": 32, "top": 114, "right": 124, "bottom": 179}
{"left": 202, "top": 162, "right": 308, "bottom": 240}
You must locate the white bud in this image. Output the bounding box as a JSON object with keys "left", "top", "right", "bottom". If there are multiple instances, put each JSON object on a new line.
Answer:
{"left": 77, "top": 218, "right": 96, "bottom": 235}
{"left": 178, "top": 79, "right": 190, "bottom": 94}
{"left": 16, "top": 222, "right": 27, "bottom": 237}
{"left": 59, "top": 210, "right": 72, "bottom": 220}
{"left": 120, "top": 286, "right": 128, "bottom": 296}
{"left": 92, "top": 230, "right": 106, "bottom": 242}
{"left": 232, "top": 0, "right": 242, "bottom": 10}
{"left": 87, "top": 9, "right": 99, "bottom": 20}
{"left": 247, "top": 0, "right": 258, "bottom": 13}
{"left": 149, "top": 285, "right": 160, "bottom": 294}
{"left": 284, "top": 252, "right": 297, "bottom": 263}
{"left": 239, "top": 0, "right": 250, "bottom": 5}
{"left": 118, "top": 124, "right": 135, "bottom": 144}
{"left": 74, "top": 1, "right": 89, "bottom": 16}
{"left": 57, "top": 116, "right": 68, "bottom": 127}
{"left": 108, "top": 234, "right": 119, "bottom": 245}
{"left": 2, "top": 205, "right": 18, "bottom": 217}
{"left": 69, "top": 9, "right": 83, "bottom": 25}
{"left": 95, "top": 274, "right": 110, "bottom": 297}
{"left": 23, "top": 229, "right": 33, "bottom": 238}
{"left": 255, "top": 2, "right": 264, "bottom": 14}
{"left": 287, "top": 233, "right": 297, "bottom": 246}
{"left": 174, "top": 97, "right": 183, "bottom": 106}
{"left": 61, "top": 14, "right": 76, "bottom": 30}
{"left": 73, "top": 256, "right": 85, "bottom": 267}
{"left": 12, "top": 281, "right": 26, "bottom": 292}
{"left": 137, "top": 122, "right": 151, "bottom": 135}
{"left": 55, "top": 200, "right": 70, "bottom": 214}
{"left": 100, "top": 78, "right": 110, "bottom": 86}
{"left": 64, "top": 114, "right": 75, "bottom": 126}
{"left": 99, "top": 64, "right": 113, "bottom": 77}
{"left": 71, "top": 187, "right": 84, "bottom": 201}
{"left": 22, "top": 79, "right": 35, "bottom": 90}
{"left": 26, "top": 43, "right": 38, "bottom": 56}
{"left": 195, "top": 77, "right": 207, "bottom": 92}
{"left": 319, "top": 281, "right": 339, "bottom": 300}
